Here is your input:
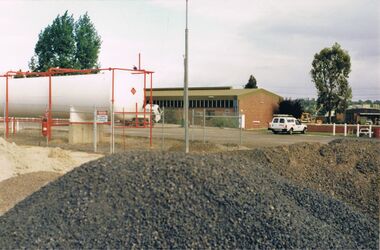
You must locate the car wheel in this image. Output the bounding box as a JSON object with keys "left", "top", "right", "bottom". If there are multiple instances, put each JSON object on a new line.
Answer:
{"left": 289, "top": 128, "right": 293, "bottom": 135}
{"left": 273, "top": 131, "right": 278, "bottom": 134}
{"left": 302, "top": 128, "right": 306, "bottom": 134}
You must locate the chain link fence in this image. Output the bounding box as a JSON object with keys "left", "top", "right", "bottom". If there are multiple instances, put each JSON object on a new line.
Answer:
{"left": 0, "top": 105, "right": 247, "bottom": 153}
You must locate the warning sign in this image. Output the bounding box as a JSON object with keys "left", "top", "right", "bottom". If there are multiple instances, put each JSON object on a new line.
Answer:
{"left": 96, "top": 111, "right": 108, "bottom": 122}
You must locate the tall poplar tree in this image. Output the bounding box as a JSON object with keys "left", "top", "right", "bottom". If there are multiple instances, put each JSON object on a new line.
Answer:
{"left": 74, "top": 13, "right": 102, "bottom": 69}
{"left": 29, "top": 11, "right": 101, "bottom": 72}
{"left": 311, "top": 43, "right": 352, "bottom": 123}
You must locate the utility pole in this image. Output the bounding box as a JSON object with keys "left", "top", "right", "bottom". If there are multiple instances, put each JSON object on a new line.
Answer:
{"left": 184, "top": 0, "right": 189, "bottom": 153}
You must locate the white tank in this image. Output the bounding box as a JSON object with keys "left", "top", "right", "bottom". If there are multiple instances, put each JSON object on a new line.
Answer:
{"left": 0, "top": 71, "right": 149, "bottom": 121}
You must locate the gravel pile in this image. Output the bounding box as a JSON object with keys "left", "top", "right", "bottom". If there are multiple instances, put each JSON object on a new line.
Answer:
{"left": 239, "top": 139, "right": 379, "bottom": 219}
{"left": 0, "top": 148, "right": 378, "bottom": 248}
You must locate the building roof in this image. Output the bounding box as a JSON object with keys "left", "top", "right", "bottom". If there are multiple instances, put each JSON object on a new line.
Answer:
{"left": 146, "top": 87, "right": 281, "bottom": 99}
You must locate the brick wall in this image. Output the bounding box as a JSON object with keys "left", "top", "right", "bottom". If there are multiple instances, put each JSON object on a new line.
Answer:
{"left": 239, "top": 92, "right": 280, "bottom": 129}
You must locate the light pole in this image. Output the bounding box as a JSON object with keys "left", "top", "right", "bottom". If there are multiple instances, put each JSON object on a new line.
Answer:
{"left": 184, "top": 0, "right": 189, "bottom": 153}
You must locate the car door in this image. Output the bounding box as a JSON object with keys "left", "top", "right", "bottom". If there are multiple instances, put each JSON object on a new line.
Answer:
{"left": 294, "top": 119, "right": 302, "bottom": 132}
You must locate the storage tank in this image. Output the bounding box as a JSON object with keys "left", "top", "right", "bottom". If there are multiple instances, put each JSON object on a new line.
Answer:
{"left": 0, "top": 71, "right": 148, "bottom": 121}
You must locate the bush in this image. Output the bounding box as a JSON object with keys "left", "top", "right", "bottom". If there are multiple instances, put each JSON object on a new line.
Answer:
{"left": 211, "top": 117, "right": 239, "bottom": 128}
{"left": 163, "top": 109, "right": 181, "bottom": 124}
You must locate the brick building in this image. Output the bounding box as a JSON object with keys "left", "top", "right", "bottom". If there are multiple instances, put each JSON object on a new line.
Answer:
{"left": 146, "top": 87, "right": 281, "bottom": 129}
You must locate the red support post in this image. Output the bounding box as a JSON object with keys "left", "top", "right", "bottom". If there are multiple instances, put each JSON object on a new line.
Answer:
{"left": 143, "top": 72, "right": 146, "bottom": 127}
{"left": 111, "top": 69, "right": 115, "bottom": 106}
{"left": 48, "top": 74, "right": 52, "bottom": 141}
{"left": 150, "top": 73, "right": 153, "bottom": 147}
{"left": 5, "top": 76, "right": 9, "bottom": 138}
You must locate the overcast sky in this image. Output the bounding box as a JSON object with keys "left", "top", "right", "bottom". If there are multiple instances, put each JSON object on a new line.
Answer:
{"left": 0, "top": 0, "right": 379, "bottom": 100}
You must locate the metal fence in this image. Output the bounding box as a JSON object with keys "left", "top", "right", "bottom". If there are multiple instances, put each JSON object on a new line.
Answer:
{"left": 0, "top": 105, "right": 247, "bottom": 153}
{"left": 154, "top": 108, "right": 244, "bottom": 150}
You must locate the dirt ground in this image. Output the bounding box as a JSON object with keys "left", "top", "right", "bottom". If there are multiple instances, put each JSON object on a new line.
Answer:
{"left": 0, "top": 171, "right": 61, "bottom": 215}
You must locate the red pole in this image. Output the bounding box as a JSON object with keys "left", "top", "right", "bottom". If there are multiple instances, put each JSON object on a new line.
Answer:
{"left": 143, "top": 72, "right": 146, "bottom": 127}
{"left": 111, "top": 69, "right": 115, "bottom": 153}
{"left": 48, "top": 74, "right": 52, "bottom": 141}
{"left": 5, "top": 76, "right": 9, "bottom": 138}
{"left": 150, "top": 73, "right": 153, "bottom": 147}
{"left": 111, "top": 69, "right": 115, "bottom": 106}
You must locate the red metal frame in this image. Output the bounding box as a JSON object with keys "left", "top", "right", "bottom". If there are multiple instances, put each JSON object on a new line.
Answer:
{"left": 1, "top": 60, "right": 155, "bottom": 148}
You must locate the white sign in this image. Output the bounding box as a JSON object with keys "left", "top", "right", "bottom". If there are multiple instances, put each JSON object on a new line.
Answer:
{"left": 96, "top": 111, "right": 108, "bottom": 122}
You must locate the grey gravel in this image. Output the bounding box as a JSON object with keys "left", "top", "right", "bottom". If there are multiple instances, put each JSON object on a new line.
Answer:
{"left": 0, "top": 150, "right": 378, "bottom": 249}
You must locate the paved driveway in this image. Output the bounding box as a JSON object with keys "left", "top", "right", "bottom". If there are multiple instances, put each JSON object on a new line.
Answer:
{"left": 117, "top": 125, "right": 337, "bottom": 148}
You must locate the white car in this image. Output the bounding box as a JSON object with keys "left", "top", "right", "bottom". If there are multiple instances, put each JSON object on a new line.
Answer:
{"left": 268, "top": 115, "right": 307, "bottom": 134}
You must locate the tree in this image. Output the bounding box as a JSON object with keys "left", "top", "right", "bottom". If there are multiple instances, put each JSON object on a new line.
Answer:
{"left": 75, "top": 13, "right": 102, "bottom": 69}
{"left": 276, "top": 98, "right": 304, "bottom": 119}
{"left": 30, "top": 11, "right": 101, "bottom": 72}
{"left": 244, "top": 75, "right": 258, "bottom": 89}
{"left": 311, "top": 43, "right": 352, "bottom": 123}
{"left": 299, "top": 98, "right": 317, "bottom": 115}
{"left": 31, "top": 11, "right": 76, "bottom": 72}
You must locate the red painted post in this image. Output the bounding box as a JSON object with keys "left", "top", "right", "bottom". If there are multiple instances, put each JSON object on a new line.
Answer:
{"left": 150, "top": 73, "right": 153, "bottom": 147}
{"left": 48, "top": 74, "right": 52, "bottom": 141}
{"left": 111, "top": 69, "right": 115, "bottom": 106}
{"left": 5, "top": 76, "right": 9, "bottom": 138}
{"left": 143, "top": 72, "right": 146, "bottom": 127}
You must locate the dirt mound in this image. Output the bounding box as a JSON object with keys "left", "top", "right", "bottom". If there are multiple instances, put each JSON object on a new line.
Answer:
{"left": 0, "top": 137, "right": 102, "bottom": 182}
{"left": 0, "top": 171, "right": 61, "bottom": 215}
{"left": 240, "top": 139, "right": 379, "bottom": 218}
{"left": 0, "top": 151, "right": 377, "bottom": 248}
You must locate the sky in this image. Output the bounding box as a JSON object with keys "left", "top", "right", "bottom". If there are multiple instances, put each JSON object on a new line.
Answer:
{"left": 0, "top": 0, "right": 379, "bottom": 101}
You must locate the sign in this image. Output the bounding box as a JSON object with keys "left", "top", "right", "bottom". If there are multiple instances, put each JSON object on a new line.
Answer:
{"left": 131, "top": 87, "right": 136, "bottom": 95}
{"left": 96, "top": 111, "right": 108, "bottom": 122}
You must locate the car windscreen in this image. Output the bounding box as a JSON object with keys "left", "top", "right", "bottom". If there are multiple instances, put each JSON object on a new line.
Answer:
{"left": 279, "top": 118, "right": 285, "bottom": 123}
